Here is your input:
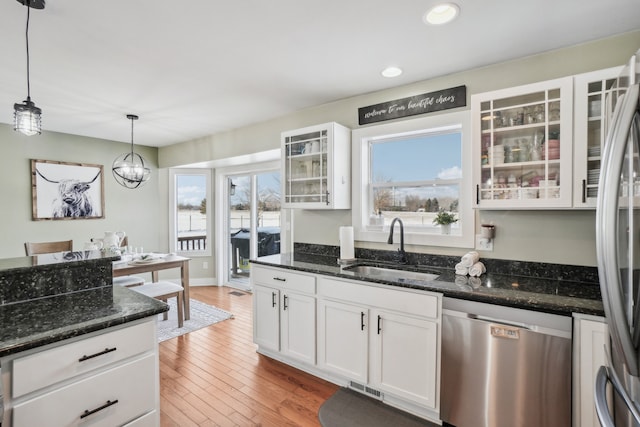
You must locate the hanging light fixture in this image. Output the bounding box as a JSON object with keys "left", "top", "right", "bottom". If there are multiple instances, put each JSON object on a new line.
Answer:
{"left": 13, "top": 0, "right": 45, "bottom": 136}
{"left": 112, "top": 114, "right": 151, "bottom": 189}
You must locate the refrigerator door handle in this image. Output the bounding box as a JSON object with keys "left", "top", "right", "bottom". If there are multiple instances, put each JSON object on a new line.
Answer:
{"left": 595, "top": 365, "right": 640, "bottom": 426}
{"left": 596, "top": 83, "right": 640, "bottom": 376}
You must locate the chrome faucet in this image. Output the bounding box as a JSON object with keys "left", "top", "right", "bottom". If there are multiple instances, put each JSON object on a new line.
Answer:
{"left": 387, "top": 217, "right": 408, "bottom": 264}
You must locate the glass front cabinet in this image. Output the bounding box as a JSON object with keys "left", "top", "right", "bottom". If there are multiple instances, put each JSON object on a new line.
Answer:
{"left": 573, "top": 66, "right": 623, "bottom": 208}
{"left": 472, "top": 77, "right": 574, "bottom": 208}
{"left": 281, "top": 122, "right": 351, "bottom": 209}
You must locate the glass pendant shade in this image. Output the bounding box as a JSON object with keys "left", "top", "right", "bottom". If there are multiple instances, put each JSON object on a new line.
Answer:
{"left": 14, "top": 97, "right": 42, "bottom": 136}
{"left": 112, "top": 114, "right": 151, "bottom": 189}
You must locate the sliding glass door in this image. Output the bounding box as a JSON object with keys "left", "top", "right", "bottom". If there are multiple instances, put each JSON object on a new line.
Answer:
{"left": 226, "top": 169, "right": 281, "bottom": 289}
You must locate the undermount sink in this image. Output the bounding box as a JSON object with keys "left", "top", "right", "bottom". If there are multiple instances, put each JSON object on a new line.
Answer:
{"left": 343, "top": 264, "right": 440, "bottom": 283}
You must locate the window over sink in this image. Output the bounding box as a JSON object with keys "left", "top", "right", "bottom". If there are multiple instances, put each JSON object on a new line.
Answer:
{"left": 352, "top": 111, "right": 474, "bottom": 248}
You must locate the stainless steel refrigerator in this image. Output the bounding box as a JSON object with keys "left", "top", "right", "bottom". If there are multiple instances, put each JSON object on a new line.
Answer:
{"left": 595, "top": 48, "right": 640, "bottom": 426}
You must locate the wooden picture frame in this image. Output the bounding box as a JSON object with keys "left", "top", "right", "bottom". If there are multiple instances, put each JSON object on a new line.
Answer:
{"left": 31, "top": 159, "right": 105, "bottom": 221}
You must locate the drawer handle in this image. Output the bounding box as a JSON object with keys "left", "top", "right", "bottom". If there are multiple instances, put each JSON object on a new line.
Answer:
{"left": 80, "top": 399, "right": 119, "bottom": 419}
{"left": 273, "top": 277, "right": 287, "bottom": 282}
{"left": 78, "top": 347, "right": 117, "bottom": 362}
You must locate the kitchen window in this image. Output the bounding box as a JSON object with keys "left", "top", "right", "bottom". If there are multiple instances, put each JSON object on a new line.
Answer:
{"left": 169, "top": 168, "right": 212, "bottom": 256}
{"left": 352, "top": 111, "right": 474, "bottom": 248}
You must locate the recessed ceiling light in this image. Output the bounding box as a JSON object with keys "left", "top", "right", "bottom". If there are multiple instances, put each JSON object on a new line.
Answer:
{"left": 381, "top": 67, "right": 403, "bottom": 78}
{"left": 424, "top": 3, "right": 459, "bottom": 25}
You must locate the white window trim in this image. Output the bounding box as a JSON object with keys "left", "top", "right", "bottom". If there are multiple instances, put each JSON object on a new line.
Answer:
{"left": 169, "top": 168, "right": 213, "bottom": 256}
{"left": 352, "top": 111, "right": 474, "bottom": 248}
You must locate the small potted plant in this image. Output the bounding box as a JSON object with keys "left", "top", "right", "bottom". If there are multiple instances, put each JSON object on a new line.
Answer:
{"left": 433, "top": 210, "right": 457, "bottom": 235}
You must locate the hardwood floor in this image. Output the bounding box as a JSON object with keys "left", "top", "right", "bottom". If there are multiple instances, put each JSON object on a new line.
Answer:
{"left": 159, "top": 286, "right": 339, "bottom": 427}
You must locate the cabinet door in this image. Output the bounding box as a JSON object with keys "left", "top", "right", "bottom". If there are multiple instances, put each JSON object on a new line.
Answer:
{"left": 253, "top": 285, "right": 280, "bottom": 352}
{"left": 573, "top": 316, "right": 609, "bottom": 427}
{"left": 473, "top": 77, "right": 574, "bottom": 208}
{"left": 317, "top": 299, "right": 368, "bottom": 383}
{"left": 281, "top": 291, "right": 316, "bottom": 365}
{"left": 573, "top": 66, "right": 623, "bottom": 207}
{"left": 370, "top": 310, "right": 439, "bottom": 409}
{"left": 281, "top": 122, "right": 351, "bottom": 209}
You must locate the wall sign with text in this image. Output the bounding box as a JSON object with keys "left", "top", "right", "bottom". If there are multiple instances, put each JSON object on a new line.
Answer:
{"left": 358, "top": 85, "right": 466, "bottom": 125}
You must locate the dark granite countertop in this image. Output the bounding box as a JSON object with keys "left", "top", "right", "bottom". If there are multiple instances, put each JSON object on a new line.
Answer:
{"left": 0, "top": 285, "right": 168, "bottom": 357}
{"left": 251, "top": 253, "right": 604, "bottom": 317}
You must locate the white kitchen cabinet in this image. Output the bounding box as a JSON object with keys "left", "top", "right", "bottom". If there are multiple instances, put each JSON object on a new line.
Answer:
{"left": 573, "top": 66, "right": 623, "bottom": 207}
{"left": 472, "top": 77, "right": 574, "bottom": 208}
{"left": 251, "top": 264, "right": 317, "bottom": 366}
{"left": 317, "top": 299, "right": 369, "bottom": 384}
{"left": 281, "top": 122, "right": 351, "bottom": 209}
{"left": 317, "top": 276, "right": 441, "bottom": 418}
{"left": 1, "top": 318, "right": 159, "bottom": 427}
{"left": 371, "top": 309, "right": 439, "bottom": 409}
{"left": 572, "top": 314, "right": 609, "bottom": 427}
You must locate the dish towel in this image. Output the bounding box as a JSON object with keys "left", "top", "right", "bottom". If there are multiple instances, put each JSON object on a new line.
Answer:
{"left": 455, "top": 262, "right": 469, "bottom": 276}
{"left": 469, "top": 262, "right": 486, "bottom": 277}
{"left": 460, "top": 251, "right": 480, "bottom": 268}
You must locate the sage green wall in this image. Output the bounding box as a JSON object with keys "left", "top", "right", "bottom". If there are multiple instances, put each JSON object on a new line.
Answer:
{"left": 0, "top": 123, "right": 166, "bottom": 260}
{"left": 162, "top": 30, "right": 640, "bottom": 267}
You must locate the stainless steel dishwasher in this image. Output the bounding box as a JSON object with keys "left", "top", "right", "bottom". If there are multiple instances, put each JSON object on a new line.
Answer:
{"left": 440, "top": 297, "right": 572, "bottom": 427}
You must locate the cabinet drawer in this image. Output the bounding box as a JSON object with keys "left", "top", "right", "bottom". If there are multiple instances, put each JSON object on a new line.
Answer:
{"left": 252, "top": 265, "right": 316, "bottom": 294}
{"left": 13, "top": 353, "right": 156, "bottom": 427}
{"left": 122, "top": 410, "right": 158, "bottom": 427}
{"left": 12, "top": 320, "right": 156, "bottom": 398}
{"left": 318, "top": 277, "right": 440, "bottom": 319}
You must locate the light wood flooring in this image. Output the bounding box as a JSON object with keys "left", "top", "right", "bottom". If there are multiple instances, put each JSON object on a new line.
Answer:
{"left": 159, "top": 286, "right": 339, "bottom": 427}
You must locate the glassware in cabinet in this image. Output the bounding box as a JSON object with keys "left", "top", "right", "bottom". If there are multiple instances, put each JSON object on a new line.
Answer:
{"left": 573, "top": 66, "right": 623, "bottom": 207}
{"left": 473, "top": 77, "right": 573, "bottom": 208}
{"left": 281, "top": 122, "right": 350, "bottom": 209}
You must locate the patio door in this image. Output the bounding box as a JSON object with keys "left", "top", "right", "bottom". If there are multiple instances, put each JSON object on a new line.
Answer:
{"left": 218, "top": 163, "right": 283, "bottom": 290}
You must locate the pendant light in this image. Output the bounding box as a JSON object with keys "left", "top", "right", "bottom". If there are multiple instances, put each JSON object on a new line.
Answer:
{"left": 13, "top": 0, "right": 44, "bottom": 136}
{"left": 112, "top": 114, "right": 151, "bottom": 189}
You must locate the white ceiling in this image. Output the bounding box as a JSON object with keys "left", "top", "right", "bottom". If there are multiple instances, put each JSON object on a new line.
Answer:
{"left": 1, "top": 0, "right": 639, "bottom": 147}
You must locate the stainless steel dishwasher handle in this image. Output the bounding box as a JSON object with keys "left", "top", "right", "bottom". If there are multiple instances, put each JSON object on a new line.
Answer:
{"left": 467, "top": 313, "right": 529, "bottom": 330}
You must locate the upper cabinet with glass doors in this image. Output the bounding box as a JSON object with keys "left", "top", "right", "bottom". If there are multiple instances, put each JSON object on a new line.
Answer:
{"left": 281, "top": 122, "right": 351, "bottom": 209}
{"left": 573, "top": 66, "right": 623, "bottom": 208}
{"left": 472, "top": 77, "right": 574, "bottom": 208}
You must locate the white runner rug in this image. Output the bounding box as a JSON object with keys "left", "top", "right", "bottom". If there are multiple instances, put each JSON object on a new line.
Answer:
{"left": 156, "top": 298, "right": 233, "bottom": 342}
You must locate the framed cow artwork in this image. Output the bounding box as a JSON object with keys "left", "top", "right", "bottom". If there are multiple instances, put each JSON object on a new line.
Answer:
{"left": 31, "top": 159, "right": 105, "bottom": 220}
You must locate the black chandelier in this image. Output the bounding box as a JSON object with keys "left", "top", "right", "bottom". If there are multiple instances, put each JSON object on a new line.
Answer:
{"left": 112, "top": 114, "right": 151, "bottom": 189}
{"left": 13, "top": 0, "right": 45, "bottom": 136}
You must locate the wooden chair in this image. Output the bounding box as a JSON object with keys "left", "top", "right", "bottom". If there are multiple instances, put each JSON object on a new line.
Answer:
{"left": 130, "top": 281, "right": 184, "bottom": 327}
{"left": 24, "top": 240, "right": 73, "bottom": 256}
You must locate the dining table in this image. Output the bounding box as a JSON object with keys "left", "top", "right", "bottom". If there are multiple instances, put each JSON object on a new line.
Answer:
{"left": 112, "top": 254, "right": 192, "bottom": 320}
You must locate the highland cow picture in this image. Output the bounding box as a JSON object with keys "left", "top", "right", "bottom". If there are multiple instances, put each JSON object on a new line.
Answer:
{"left": 31, "top": 159, "right": 105, "bottom": 220}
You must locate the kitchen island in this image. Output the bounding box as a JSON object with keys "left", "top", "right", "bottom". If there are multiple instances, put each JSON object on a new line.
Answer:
{"left": 0, "top": 251, "right": 168, "bottom": 426}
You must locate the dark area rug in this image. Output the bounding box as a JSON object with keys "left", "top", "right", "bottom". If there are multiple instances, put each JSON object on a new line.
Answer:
{"left": 318, "top": 388, "right": 439, "bottom": 427}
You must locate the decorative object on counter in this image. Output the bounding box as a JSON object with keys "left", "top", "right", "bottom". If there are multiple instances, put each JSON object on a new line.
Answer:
{"left": 112, "top": 114, "right": 151, "bottom": 189}
{"left": 455, "top": 251, "right": 485, "bottom": 277}
{"left": 83, "top": 241, "right": 103, "bottom": 251}
{"left": 31, "top": 159, "right": 104, "bottom": 220}
{"left": 338, "top": 226, "right": 355, "bottom": 263}
{"left": 432, "top": 209, "right": 457, "bottom": 235}
{"left": 13, "top": 0, "right": 44, "bottom": 136}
